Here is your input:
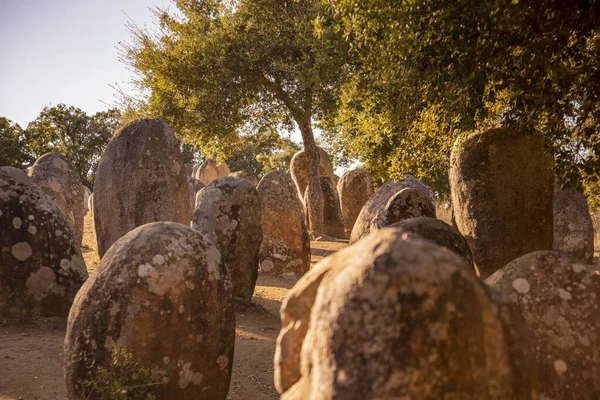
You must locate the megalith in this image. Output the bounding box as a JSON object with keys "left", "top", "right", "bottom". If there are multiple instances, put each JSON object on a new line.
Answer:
{"left": 192, "top": 177, "right": 262, "bottom": 301}
{"left": 305, "top": 176, "right": 344, "bottom": 238}
{"left": 486, "top": 251, "right": 600, "bottom": 399}
{"left": 93, "top": 118, "right": 190, "bottom": 258}
{"left": 449, "top": 128, "right": 554, "bottom": 279}
{"left": 337, "top": 168, "right": 374, "bottom": 234}
{"left": 553, "top": 187, "right": 594, "bottom": 263}
{"left": 257, "top": 171, "right": 310, "bottom": 276}
{"left": 29, "top": 152, "right": 84, "bottom": 245}
{"left": 229, "top": 170, "right": 259, "bottom": 186}
{"left": 0, "top": 166, "right": 88, "bottom": 317}
{"left": 289, "top": 147, "right": 334, "bottom": 201}
{"left": 275, "top": 228, "right": 538, "bottom": 399}
{"left": 64, "top": 222, "right": 234, "bottom": 400}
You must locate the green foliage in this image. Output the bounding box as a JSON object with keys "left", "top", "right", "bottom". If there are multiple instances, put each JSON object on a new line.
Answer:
{"left": 226, "top": 131, "right": 300, "bottom": 177}
{"left": 120, "top": 0, "right": 347, "bottom": 159}
{"left": 322, "top": 0, "right": 600, "bottom": 195}
{"left": 77, "top": 347, "right": 162, "bottom": 400}
{"left": 0, "top": 118, "right": 32, "bottom": 169}
{"left": 25, "top": 104, "right": 120, "bottom": 187}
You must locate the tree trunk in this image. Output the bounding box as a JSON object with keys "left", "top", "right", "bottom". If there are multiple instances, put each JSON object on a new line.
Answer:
{"left": 298, "top": 119, "right": 324, "bottom": 233}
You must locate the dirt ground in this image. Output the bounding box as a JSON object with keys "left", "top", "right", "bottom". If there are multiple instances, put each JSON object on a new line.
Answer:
{"left": 0, "top": 214, "right": 347, "bottom": 400}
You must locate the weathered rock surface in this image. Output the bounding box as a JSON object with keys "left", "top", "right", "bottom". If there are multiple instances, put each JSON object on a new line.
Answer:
{"left": 289, "top": 147, "right": 334, "bottom": 201}
{"left": 187, "top": 176, "right": 205, "bottom": 218}
{"left": 554, "top": 187, "right": 594, "bottom": 263}
{"left": 229, "top": 170, "right": 259, "bottom": 186}
{"left": 449, "top": 128, "right": 554, "bottom": 279}
{"left": 192, "top": 177, "right": 262, "bottom": 301}
{"left": 486, "top": 251, "right": 600, "bottom": 399}
{"left": 380, "top": 187, "right": 435, "bottom": 227}
{"left": 305, "top": 176, "right": 344, "bottom": 238}
{"left": 349, "top": 175, "right": 434, "bottom": 244}
{"left": 337, "top": 169, "right": 374, "bottom": 234}
{"left": 93, "top": 118, "right": 190, "bottom": 258}
{"left": 257, "top": 171, "right": 310, "bottom": 277}
{"left": 276, "top": 228, "right": 538, "bottom": 399}
{"left": 185, "top": 163, "right": 194, "bottom": 176}
{"left": 390, "top": 216, "right": 476, "bottom": 274}
{"left": 83, "top": 186, "right": 91, "bottom": 213}
{"left": 29, "top": 153, "right": 85, "bottom": 245}
{"left": 64, "top": 222, "right": 234, "bottom": 399}
{"left": 0, "top": 167, "right": 88, "bottom": 317}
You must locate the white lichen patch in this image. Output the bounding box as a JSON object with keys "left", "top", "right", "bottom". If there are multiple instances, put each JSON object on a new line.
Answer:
{"left": 558, "top": 288, "right": 572, "bottom": 300}
{"left": 178, "top": 362, "right": 203, "bottom": 388}
{"left": 572, "top": 264, "right": 586, "bottom": 273}
{"left": 11, "top": 242, "right": 33, "bottom": 261}
{"left": 28, "top": 225, "right": 37, "bottom": 235}
{"left": 12, "top": 217, "right": 22, "bottom": 229}
{"left": 55, "top": 229, "right": 63, "bottom": 237}
{"left": 512, "top": 278, "right": 530, "bottom": 294}
{"left": 138, "top": 263, "right": 155, "bottom": 278}
{"left": 205, "top": 245, "right": 222, "bottom": 280}
{"left": 553, "top": 359, "right": 568, "bottom": 375}
{"left": 216, "top": 355, "right": 229, "bottom": 371}
{"left": 153, "top": 254, "right": 165, "bottom": 265}
{"left": 25, "top": 266, "right": 55, "bottom": 298}
{"left": 60, "top": 258, "right": 71, "bottom": 271}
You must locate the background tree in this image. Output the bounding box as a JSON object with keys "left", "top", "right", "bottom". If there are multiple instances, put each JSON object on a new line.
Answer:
{"left": 322, "top": 0, "right": 600, "bottom": 196}
{"left": 25, "top": 104, "right": 120, "bottom": 187}
{"left": 0, "top": 118, "right": 33, "bottom": 169}
{"left": 121, "top": 0, "right": 348, "bottom": 232}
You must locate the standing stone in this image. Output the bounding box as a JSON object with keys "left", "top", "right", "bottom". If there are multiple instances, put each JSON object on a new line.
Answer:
{"left": 64, "top": 222, "right": 234, "bottom": 400}
{"left": 450, "top": 128, "right": 554, "bottom": 279}
{"left": 305, "top": 176, "right": 344, "bottom": 238}
{"left": 217, "top": 162, "right": 230, "bottom": 178}
{"left": 350, "top": 175, "right": 434, "bottom": 244}
{"left": 380, "top": 187, "right": 435, "bottom": 227}
{"left": 83, "top": 186, "right": 91, "bottom": 213}
{"left": 87, "top": 193, "right": 93, "bottom": 216}
{"left": 290, "top": 147, "right": 334, "bottom": 201}
{"left": 435, "top": 196, "right": 454, "bottom": 226}
{"left": 390, "top": 216, "right": 476, "bottom": 274}
{"left": 93, "top": 118, "right": 190, "bottom": 258}
{"left": 257, "top": 171, "right": 310, "bottom": 277}
{"left": 486, "top": 251, "right": 600, "bottom": 399}
{"left": 29, "top": 153, "right": 85, "bottom": 245}
{"left": 554, "top": 187, "right": 594, "bottom": 263}
{"left": 187, "top": 176, "right": 205, "bottom": 218}
{"left": 229, "top": 170, "right": 259, "bottom": 186}
{"left": 337, "top": 169, "right": 374, "bottom": 234}
{"left": 192, "top": 177, "right": 262, "bottom": 301}
{"left": 193, "top": 159, "right": 230, "bottom": 186}
{"left": 0, "top": 167, "right": 88, "bottom": 317}
{"left": 275, "top": 229, "right": 538, "bottom": 399}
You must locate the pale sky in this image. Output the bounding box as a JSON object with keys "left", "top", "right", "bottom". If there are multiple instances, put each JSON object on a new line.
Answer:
{"left": 0, "top": 0, "right": 170, "bottom": 128}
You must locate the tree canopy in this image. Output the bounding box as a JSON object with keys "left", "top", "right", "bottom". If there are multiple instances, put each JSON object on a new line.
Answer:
{"left": 122, "top": 0, "right": 348, "bottom": 231}
{"left": 321, "top": 0, "right": 600, "bottom": 194}
{"left": 1, "top": 104, "right": 120, "bottom": 188}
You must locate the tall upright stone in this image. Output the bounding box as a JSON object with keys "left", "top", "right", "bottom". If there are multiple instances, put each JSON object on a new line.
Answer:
{"left": 83, "top": 186, "right": 91, "bottom": 213}
{"left": 29, "top": 153, "right": 85, "bottom": 245}
{"left": 0, "top": 167, "right": 88, "bottom": 317}
{"left": 64, "top": 222, "right": 234, "bottom": 400}
{"left": 553, "top": 187, "right": 594, "bottom": 263}
{"left": 449, "top": 128, "right": 554, "bottom": 279}
{"left": 275, "top": 229, "right": 538, "bottom": 399}
{"left": 194, "top": 159, "right": 230, "bottom": 186}
{"left": 289, "top": 147, "right": 334, "bottom": 201}
{"left": 257, "top": 171, "right": 310, "bottom": 277}
{"left": 187, "top": 176, "right": 205, "bottom": 218}
{"left": 305, "top": 176, "right": 344, "bottom": 238}
{"left": 337, "top": 169, "right": 374, "bottom": 234}
{"left": 93, "top": 118, "right": 190, "bottom": 258}
{"left": 487, "top": 251, "right": 600, "bottom": 399}
{"left": 192, "top": 177, "right": 262, "bottom": 301}
{"left": 350, "top": 175, "right": 434, "bottom": 244}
